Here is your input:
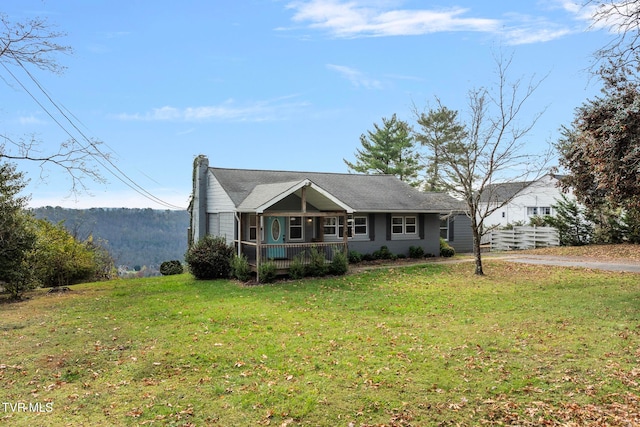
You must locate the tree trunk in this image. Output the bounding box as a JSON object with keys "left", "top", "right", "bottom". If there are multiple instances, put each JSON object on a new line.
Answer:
{"left": 471, "top": 219, "right": 484, "bottom": 275}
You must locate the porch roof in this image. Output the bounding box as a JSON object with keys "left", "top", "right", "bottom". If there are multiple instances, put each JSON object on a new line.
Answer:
{"left": 237, "top": 178, "right": 354, "bottom": 214}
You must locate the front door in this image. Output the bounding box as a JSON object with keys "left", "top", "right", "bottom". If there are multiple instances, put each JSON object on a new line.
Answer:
{"left": 266, "top": 216, "right": 285, "bottom": 259}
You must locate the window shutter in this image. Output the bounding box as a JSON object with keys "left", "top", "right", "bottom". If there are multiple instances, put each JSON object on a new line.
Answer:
{"left": 386, "top": 213, "right": 391, "bottom": 241}
{"left": 419, "top": 213, "right": 425, "bottom": 239}
{"left": 369, "top": 213, "right": 375, "bottom": 241}
{"left": 449, "top": 217, "right": 455, "bottom": 242}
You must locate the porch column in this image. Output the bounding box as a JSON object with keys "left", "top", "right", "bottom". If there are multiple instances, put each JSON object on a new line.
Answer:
{"left": 256, "top": 213, "right": 262, "bottom": 282}
{"left": 342, "top": 212, "right": 348, "bottom": 255}
{"left": 237, "top": 212, "right": 242, "bottom": 256}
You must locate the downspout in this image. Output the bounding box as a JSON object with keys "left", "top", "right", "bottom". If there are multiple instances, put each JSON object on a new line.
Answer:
{"left": 235, "top": 212, "right": 241, "bottom": 257}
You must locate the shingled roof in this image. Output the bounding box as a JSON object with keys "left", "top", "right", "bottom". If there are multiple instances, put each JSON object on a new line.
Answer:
{"left": 478, "top": 174, "right": 563, "bottom": 204}
{"left": 209, "top": 167, "right": 465, "bottom": 213}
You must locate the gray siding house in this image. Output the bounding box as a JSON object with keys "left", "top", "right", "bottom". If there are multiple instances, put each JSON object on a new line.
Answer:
{"left": 189, "top": 156, "right": 471, "bottom": 273}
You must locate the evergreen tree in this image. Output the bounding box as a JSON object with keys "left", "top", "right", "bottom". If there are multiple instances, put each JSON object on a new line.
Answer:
{"left": 544, "top": 194, "right": 593, "bottom": 246}
{"left": 344, "top": 114, "right": 420, "bottom": 186}
{"left": 557, "top": 66, "right": 640, "bottom": 211}
{"left": 414, "top": 103, "right": 467, "bottom": 191}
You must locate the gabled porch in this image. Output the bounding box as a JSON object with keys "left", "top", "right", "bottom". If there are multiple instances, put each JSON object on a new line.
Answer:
{"left": 231, "top": 179, "right": 352, "bottom": 279}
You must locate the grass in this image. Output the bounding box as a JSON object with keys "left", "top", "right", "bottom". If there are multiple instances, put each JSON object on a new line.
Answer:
{"left": 1, "top": 258, "right": 640, "bottom": 426}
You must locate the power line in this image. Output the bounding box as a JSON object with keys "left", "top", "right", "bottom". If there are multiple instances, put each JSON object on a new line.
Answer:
{"left": 1, "top": 58, "right": 184, "bottom": 209}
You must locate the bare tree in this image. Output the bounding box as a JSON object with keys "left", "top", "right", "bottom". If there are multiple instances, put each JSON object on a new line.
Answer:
{"left": 587, "top": 0, "right": 640, "bottom": 71}
{"left": 429, "top": 52, "right": 552, "bottom": 275}
{"left": 1, "top": 13, "right": 107, "bottom": 192}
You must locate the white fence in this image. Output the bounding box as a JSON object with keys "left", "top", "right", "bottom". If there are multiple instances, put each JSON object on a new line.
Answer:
{"left": 490, "top": 226, "right": 559, "bottom": 251}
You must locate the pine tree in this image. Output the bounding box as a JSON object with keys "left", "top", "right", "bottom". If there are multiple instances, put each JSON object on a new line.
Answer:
{"left": 344, "top": 114, "right": 420, "bottom": 186}
{"left": 414, "top": 103, "right": 467, "bottom": 192}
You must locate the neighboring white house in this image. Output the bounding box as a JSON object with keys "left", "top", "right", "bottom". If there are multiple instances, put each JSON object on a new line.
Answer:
{"left": 480, "top": 174, "right": 572, "bottom": 229}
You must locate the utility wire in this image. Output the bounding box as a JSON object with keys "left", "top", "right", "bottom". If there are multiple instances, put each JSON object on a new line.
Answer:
{"left": 1, "top": 58, "right": 184, "bottom": 209}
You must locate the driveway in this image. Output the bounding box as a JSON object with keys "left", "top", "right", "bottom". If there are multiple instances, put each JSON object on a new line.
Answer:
{"left": 496, "top": 254, "right": 640, "bottom": 273}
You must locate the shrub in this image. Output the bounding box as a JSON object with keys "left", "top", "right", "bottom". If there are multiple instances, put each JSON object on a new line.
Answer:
{"left": 306, "top": 246, "right": 327, "bottom": 277}
{"left": 348, "top": 250, "right": 363, "bottom": 264}
{"left": 408, "top": 246, "right": 424, "bottom": 259}
{"left": 362, "top": 253, "right": 375, "bottom": 262}
{"left": 258, "top": 261, "right": 277, "bottom": 283}
{"left": 160, "top": 260, "right": 183, "bottom": 276}
{"left": 372, "top": 245, "right": 396, "bottom": 260}
{"left": 231, "top": 254, "right": 251, "bottom": 282}
{"left": 440, "top": 238, "right": 455, "bottom": 258}
{"left": 288, "top": 254, "right": 306, "bottom": 280}
{"left": 185, "top": 235, "right": 234, "bottom": 280}
{"left": 329, "top": 250, "right": 349, "bottom": 276}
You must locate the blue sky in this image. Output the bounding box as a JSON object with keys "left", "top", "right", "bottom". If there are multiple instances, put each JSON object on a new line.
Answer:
{"left": 1, "top": 0, "right": 615, "bottom": 209}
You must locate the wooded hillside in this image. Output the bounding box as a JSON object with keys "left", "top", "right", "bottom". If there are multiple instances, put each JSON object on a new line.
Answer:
{"left": 32, "top": 207, "right": 190, "bottom": 268}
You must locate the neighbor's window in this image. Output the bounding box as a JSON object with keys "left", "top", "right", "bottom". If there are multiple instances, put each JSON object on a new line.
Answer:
{"left": 289, "top": 216, "right": 303, "bottom": 240}
{"left": 527, "top": 206, "right": 551, "bottom": 216}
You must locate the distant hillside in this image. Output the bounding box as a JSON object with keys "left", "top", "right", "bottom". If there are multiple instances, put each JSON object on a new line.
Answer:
{"left": 32, "top": 207, "right": 190, "bottom": 268}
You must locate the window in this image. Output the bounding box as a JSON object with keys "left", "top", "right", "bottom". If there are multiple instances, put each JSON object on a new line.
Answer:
{"left": 405, "top": 216, "right": 417, "bottom": 234}
{"left": 248, "top": 214, "right": 257, "bottom": 241}
{"left": 289, "top": 216, "right": 303, "bottom": 240}
{"left": 527, "top": 206, "right": 551, "bottom": 217}
{"left": 323, "top": 215, "right": 368, "bottom": 238}
{"left": 323, "top": 217, "right": 337, "bottom": 236}
{"left": 392, "top": 216, "right": 418, "bottom": 235}
{"left": 353, "top": 216, "right": 368, "bottom": 236}
{"left": 392, "top": 217, "right": 404, "bottom": 234}
{"left": 440, "top": 217, "right": 449, "bottom": 240}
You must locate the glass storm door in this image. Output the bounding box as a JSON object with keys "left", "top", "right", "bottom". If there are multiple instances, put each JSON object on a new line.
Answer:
{"left": 266, "top": 216, "right": 285, "bottom": 258}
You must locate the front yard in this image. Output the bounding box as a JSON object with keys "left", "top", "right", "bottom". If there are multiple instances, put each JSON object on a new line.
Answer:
{"left": 1, "top": 248, "right": 639, "bottom": 425}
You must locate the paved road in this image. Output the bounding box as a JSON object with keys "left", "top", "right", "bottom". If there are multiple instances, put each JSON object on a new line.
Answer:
{"left": 499, "top": 254, "right": 640, "bottom": 273}
{"left": 350, "top": 253, "right": 640, "bottom": 274}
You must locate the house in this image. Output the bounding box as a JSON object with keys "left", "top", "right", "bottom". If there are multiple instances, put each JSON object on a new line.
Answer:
{"left": 480, "top": 174, "right": 571, "bottom": 229}
{"left": 189, "top": 155, "right": 472, "bottom": 274}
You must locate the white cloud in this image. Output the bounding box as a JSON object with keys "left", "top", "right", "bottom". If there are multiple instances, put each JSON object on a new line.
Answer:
{"left": 284, "top": 0, "right": 582, "bottom": 44}
{"left": 18, "top": 115, "right": 47, "bottom": 125}
{"left": 114, "top": 96, "right": 310, "bottom": 122}
{"left": 326, "top": 64, "right": 382, "bottom": 89}
{"left": 287, "top": 1, "right": 499, "bottom": 37}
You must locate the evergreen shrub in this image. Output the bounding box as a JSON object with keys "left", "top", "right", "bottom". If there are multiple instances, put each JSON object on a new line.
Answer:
{"left": 259, "top": 261, "right": 277, "bottom": 283}
{"left": 160, "top": 260, "right": 183, "bottom": 276}
{"left": 288, "top": 254, "right": 306, "bottom": 280}
{"left": 185, "top": 235, "right": 234, "bottom": 280}
{"left": 348, "top": 250, "right": 363, "bottom": 264}
{"left": 440, "top": 238, "right": 455, "bottom": 257}
{"left": 231, "top": 254, "right": 251, "bottom": 282}
{"left": 408, "top": 246, "right": 425, "bottom": 258}
{"left": 329, "top": 250, "right": 348, "bottom": 276}
{"left": 305, "top": 246, "right": 327, "bottom": 277}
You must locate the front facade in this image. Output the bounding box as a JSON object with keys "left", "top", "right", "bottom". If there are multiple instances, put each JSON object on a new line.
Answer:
{"left": 189, "top": 156, "right": 471, "bottom": 273}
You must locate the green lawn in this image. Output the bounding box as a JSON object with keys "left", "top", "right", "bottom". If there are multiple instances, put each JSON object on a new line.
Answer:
{"left": 1, "top": 260, "right": 639, "bottom": 426}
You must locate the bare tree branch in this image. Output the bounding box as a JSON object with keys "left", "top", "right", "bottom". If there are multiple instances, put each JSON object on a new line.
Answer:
{"left": 0, "top": 13, "right": 72, "bottom": 73}
{"left": 587, "top": 0, "right": 640, "bottom": 73}
{"left": 0, "top": 13, "right": 111, "bottom": 194}
{"left": 431, "top": 52, "right": 552, "bottom": 275}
